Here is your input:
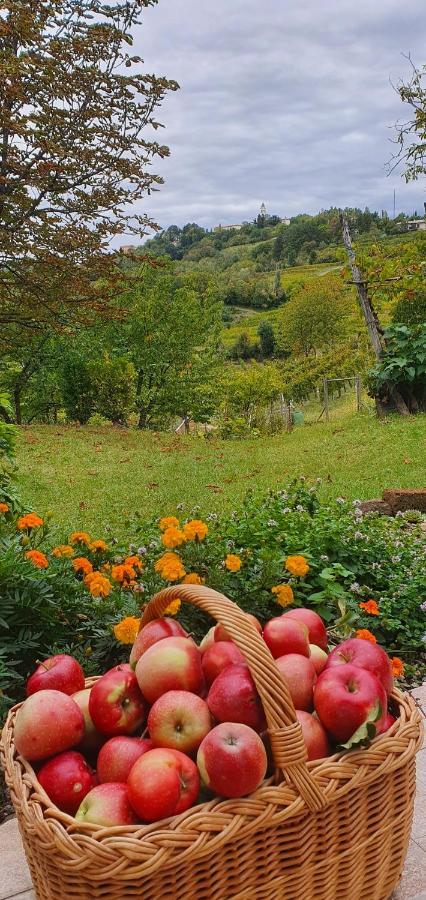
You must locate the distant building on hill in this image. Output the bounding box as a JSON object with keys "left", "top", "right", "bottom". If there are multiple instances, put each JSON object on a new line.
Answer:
{"left": 214, "top": 203, "right": 290, "bottom": 231}
{"left": 214, "top": 223, "right": 243, "bottom": 232}
{"left": 405, "top": 219, "right": 426, "bottom": 231}
{"left": 120, "top": 244, "right": 136, "bottom": 254}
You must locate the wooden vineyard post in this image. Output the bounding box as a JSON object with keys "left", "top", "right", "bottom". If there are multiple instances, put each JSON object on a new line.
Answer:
{"left": 340, "top": 214, "right": 384, "bottom": 360}
{"left": 323, "top": 378, "right": 329, "bottom": 422}
{"left": 340, "top": 213, "right": 410, "bottom": 416}
{"left": 355, "top": 376, "right": 361, "bottom": 412}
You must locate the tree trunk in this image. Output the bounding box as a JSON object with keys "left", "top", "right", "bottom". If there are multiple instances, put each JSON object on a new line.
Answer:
{"left": 13, "top": 386, "right": 22, "bottom": 424}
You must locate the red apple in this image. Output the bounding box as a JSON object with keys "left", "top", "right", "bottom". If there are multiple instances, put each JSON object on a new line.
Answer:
{"left": 199, "top": 626, "right": 216, "bottom": 655}
{"left": 295, "top": 711, "right": 331, "bottom": 761}
{"left": 275, "top": 654, "right": 317, "bottom": 712}
{"left": 214, "top": 614, "right": 262, "bottom": 643}
{"left": 26, "top": 654, "right": 85, "bottom": 696}
{"left": 75, "top": 783, "right": 138, "bottom": 826}
{"left": 127, "top": 748, "right": 199, "bottom": 822}
{"left": 197, "top": 722, "right": 267, "bottom": 798}
{"left": 378, "top": 712, "right": 397, "bottom": 735}
{"left": 135, "top": 636, "right": 204, "bottom": 705}
{"left": 263, "top": 617, "right": 310, "bottom": 659}
{"left": 37, "top": 751, "right": 97, "bottom": 816}
{"left": 282, "top": 609, "right": 328, "bottom": 651}
{"left": 72, "top": 688, "right": 105, "bottom": 756}
{"left": 207, "top": 664, "right": 266, "bottom": 732}
{"left": 201, "top": 641, "right": 245, "bottom": 687}
{"left": 309, "top": 644, "right": 328, "bottom": 675}
{"left": 148, "top": 691, "right": 212, "bottom": 755}
{"left": 89, "top": 669, "right": 147, "bottom": 736}
{"left": 314, "top": 663, "right": 387, "bottom": 745}
{"left": 97, "top": 736, "right": 154, "bottom": 783}
{"left": 324, "top": 638, "right": 394, "bottom": 695}
{"left": 14, "top": 690, "right": 84, "bottom": 762}
{"left": 129, "top": 618, "right": 187, "bottom": 668}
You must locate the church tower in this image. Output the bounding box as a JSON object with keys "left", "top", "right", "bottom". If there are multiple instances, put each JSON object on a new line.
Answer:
{"left": 260, "top": 202, "right": 267, "bottom": 219}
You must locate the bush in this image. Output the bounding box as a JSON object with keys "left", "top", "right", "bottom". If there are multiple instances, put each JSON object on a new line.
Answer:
{"left": 0, "top": 479, "right": 424, "bottom": 715}
{"left": 367, "top": 324, "right": 426, "bottom": 412}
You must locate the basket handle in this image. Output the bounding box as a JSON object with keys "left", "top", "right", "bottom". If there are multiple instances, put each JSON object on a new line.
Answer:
{"left": 139, "top": 583, "right": 327, "bottom": 812}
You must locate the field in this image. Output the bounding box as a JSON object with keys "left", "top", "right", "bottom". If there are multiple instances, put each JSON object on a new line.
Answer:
{"left": 15, "top": 410, "right": 426, "bottom": 538}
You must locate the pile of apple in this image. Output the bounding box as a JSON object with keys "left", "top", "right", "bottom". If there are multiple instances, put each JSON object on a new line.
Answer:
{"left": 13, "top": 608, "right": 396, "bottom": 828}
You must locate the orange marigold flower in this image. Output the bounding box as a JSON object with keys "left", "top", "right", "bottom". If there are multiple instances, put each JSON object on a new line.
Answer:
{"left": 159, "top": 516, "right": 180, "bottom": 532}
{"left": 72, "top": 556, "right": 93, "bottom": 576}
{"left": 183, "top": 572, "right": 204, "bottom": 585}
{"left": 182, "top": 519, "right": 209, "bottom": 542}
{"left": 154, "top": 552, "right": 186, "bottom": 582}
{"left": 125, "top": 555, "right": 144, "bottom": 571}
{"left": 225, "top": 554, "right": 242, "bottom": 572}
{"left": 0, "top": 502, "right": 9, "bottom": 514}
{"left": 355, "top": 629, "right": 377, "bottom": 644}
{"left": 70, "top": 531, "right": 91, "bottom": 546}
{"left": 87, "top": 574, "right": 112, "bottom": 598}
{"left": 161, "top": 526, "right": 186, "bottom": 549}
{"left": 111, "top": 563, "right": 136, "bottom": 584}
{"left": 359, "top": 600, "right": 380, "bottom": 616}
{"left": 285, "top": 555, "right": 310, "bottom": 578}
{"left": 271, "top": 584, "right": 294, "bottom": 607}
{"left": 113, "top": 616, "right": 140, "bottom": 645}
{"left": 25, "top": 549, "right": 48, "bottom": 569}
{"left": 391, "top": 657, "right": 405, "bottom": 678}
{"left": 89, "top": 539, "right": 108, "bottom": 553}
{"left": 17, "top": 513, "right": 44, "bottom": 531}
{"left": 164, "top": 599, "right": 181, "bottom": 615}
{"left": 52, "top": 544, "right": 74, "bottom": 559}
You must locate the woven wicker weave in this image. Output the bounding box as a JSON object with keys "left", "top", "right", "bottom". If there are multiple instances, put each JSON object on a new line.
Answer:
{"left": 1, "top": 584, "right": 423, "bottom": 900}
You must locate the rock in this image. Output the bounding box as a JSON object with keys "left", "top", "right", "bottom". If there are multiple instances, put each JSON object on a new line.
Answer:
{"left": 359, "top": 499, "right": 393, "bottom": 515}
{"left": 383, "top": 489, "right": 426, "bottom": 515}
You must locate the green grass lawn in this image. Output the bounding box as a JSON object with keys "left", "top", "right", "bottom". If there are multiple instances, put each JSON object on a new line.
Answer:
{"left": 14, "top": 411, "right": 426, "bottom": 539}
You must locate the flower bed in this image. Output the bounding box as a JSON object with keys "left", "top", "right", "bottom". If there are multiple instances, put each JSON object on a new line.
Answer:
{"left": 0, "top": 479, "right": 424, "bottom": 715}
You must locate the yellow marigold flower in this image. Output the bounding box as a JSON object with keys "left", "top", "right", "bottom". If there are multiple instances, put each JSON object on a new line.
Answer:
{"left": 125, "top": 555, "right": 144, "bottom": 571}
{"left": 17, "top": 513, "right": 44, "bottom": 531}
{"left": 285, "top": 555, "right": 310, "bottom": 578}
{"left": 355, "top": 629, "right": 377, "bottom": 644}
{"left": 183, "top": 572, "right": 204, "bottom": 585}
{"left": 359, "top": 600, "right": 380, "bottom": 616}
{"left": 25, "top": 549, "right": 48, "bottom": 569}
{"left": 113, "top": 616, "right": 140, "bottom": 645}
{"left": 164, "top": 599, "right": 181, "bottom": 615}
{"left": 154, "top": 552, "right": 186, "bottom": 582}
{"left": 52, "top": 544, "right": 74, "bottom": 559}
{"left": 183, "top": 519, "right": 209, "bottom": 542}
{"left": 159, "top": 516, "right": 180, "bottom": 532}
{"left": 391, "top": 657, "right": 405, "bottom": 678}
{"left": 0, "top": 502, "right": 9, "bottom": 514}
{"left": 89, "top": 539, "right": 108, "bottom": 553}
{"left": 225, "top": 554, "right": 242, "bottom": 572}
{"left": 161, "top": 526, "right": 186, "bottom": 549}
{"left": 271, "top": 584, "right": 294, "bottom": 607}
{"left": 70, "top": 531, "right": 91, "bottom": 546}
{"left": 88, "top": 574, "right": 112, "bottom": 598}
{"left": 72, "top": 556, "right": 93, "bottom": 576}
{"left": 111, "top": 563, "right": 136, "bottom": 584}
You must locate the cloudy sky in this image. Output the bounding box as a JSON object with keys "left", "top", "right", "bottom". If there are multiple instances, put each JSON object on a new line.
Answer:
{"left": 128, "top": 0, "right": 425, "bottom": 237}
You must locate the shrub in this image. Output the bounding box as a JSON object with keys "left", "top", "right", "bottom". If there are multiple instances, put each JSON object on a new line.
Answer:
{"left": 0, "top": 479, "right": 424, "bottom": 715}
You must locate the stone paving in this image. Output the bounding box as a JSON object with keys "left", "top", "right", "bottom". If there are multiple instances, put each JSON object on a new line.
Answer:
{"left": 1, "top": 684, "right": 425, "bottom": 900}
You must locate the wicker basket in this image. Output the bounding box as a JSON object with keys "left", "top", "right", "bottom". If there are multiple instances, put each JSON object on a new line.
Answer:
{"left": 1, "top": 584, "right": 423, "bottom": 900}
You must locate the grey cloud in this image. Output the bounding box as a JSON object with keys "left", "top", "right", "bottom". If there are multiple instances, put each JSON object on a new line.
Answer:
{"left": 119, "top": 0, "right": 426, "bottom": 241}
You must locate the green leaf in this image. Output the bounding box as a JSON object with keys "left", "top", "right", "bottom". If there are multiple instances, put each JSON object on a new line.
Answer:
{"left": 338, "top": 701, "right": 383, "bottom": 750}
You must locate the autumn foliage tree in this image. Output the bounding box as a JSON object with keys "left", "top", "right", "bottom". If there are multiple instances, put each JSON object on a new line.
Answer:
{"left": 0, "top": 0, "right": 178, "bottom": 344}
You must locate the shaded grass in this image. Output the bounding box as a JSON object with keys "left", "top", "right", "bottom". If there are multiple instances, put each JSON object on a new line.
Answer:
{"left": 15, "top": 411, "right": 426, "bottom": 539}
